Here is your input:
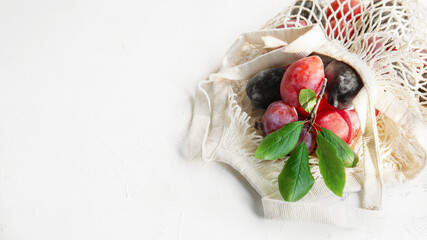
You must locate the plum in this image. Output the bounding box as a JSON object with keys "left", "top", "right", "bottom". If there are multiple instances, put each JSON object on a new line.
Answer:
{"left": 280, "top": 56, "right": 325, "bottom": 118}
{"left": 317, "top": 96, "right": 335, "bottom": 113}
{"left": 315, "top": 109, "right": 360, "bottom": 144}
{"left": 324, "top": 60, "right": 363, "bottom": 110}
{"left": 261, "top": 101, "right": 298, "bottom": 135}
{"left": 246, "top": 68, "right": 286, "bottom": 109}
{"left": 296, "top": 124, "right": 316, "bottom": 154}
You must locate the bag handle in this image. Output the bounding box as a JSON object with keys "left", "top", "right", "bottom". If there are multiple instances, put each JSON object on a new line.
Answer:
{"left": 216, "top": 25, "right": 328, "bottom": 80}
{"left": 262, "top": 194, "right": 382, "bottom": 228}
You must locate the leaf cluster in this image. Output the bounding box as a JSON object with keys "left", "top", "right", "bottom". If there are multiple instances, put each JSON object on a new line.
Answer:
{"left": 255, "top": 89, "right": 359, "bottom": 201}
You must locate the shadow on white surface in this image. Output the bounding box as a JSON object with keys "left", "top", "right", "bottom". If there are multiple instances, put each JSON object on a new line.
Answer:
{"left": 219, "top": 162, "right": 264, "bottom": 217}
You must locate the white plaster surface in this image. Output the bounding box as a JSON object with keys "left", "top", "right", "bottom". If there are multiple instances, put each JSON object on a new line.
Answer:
{"left": 0, "top": 0, "right": 426, "bottom": 239}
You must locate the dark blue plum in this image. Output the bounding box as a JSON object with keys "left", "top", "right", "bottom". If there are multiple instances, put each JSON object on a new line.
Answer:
{"left": 324, "top": 61, "right": 363, "bottom": 110}
{"left": 246, "top": 68, "right": 286, "bottom": 109}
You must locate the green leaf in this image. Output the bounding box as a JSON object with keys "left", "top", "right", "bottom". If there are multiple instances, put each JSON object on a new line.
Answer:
{"left": 299, "top": 89, "right": 316, "bottom": 113}
{"left": 278, "top": 142, "right": 315, "bottom": 202}
{"left": 316, "top": 134, "right": 346, "bottom": 197}
{"left": 255, "top": 121, "right": 304, "bottom": 160}
{"left": 320, "top": 128, "right": 359, "bottom": 168}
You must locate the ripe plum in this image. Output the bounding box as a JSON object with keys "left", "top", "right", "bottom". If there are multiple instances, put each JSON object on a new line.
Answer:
{"left": 296, "top": 124, "right": 316, "bottom": 154}
{"left": 324, "top": 60, "right": 363, "bottom": 110}
{"left": 246, "top": 68, "right": 286, "bottom": 109}
{"left": 261, "top": 101, "right": 298, "bottom": 135}
{"left": 317, "top": 96, "right": 335, "bottom": 113}
{"left": 315, "top": 109, "right": 360, "bottom": 144}
{"left": 280, "top": 56, "right": 325, "bottom": 118}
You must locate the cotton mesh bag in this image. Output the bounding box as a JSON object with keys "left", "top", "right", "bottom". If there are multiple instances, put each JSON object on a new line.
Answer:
{"left": 187, "top": 0, "right": 427, "bottom": 226}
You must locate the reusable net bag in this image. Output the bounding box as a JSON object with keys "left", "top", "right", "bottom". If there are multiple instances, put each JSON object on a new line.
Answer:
{"left": 188, "top": 0, "right": 427, "bottom": 226}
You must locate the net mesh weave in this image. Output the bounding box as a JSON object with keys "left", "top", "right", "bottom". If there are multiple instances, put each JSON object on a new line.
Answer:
{"left": 228, "top": 0, "right": 427, "bottom": 185}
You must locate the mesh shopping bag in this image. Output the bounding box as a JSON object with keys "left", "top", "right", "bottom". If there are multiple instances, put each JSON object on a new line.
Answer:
{"left": 188, "top": 0, "right": 427, "bottom": 226}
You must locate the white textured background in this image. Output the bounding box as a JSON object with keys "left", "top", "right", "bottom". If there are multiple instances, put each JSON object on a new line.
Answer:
{"left": 0, "top": 0, "right": 427, "bottom": 239}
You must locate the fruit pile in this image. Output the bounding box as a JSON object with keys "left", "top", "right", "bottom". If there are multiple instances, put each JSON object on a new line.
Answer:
{"left": 246, "top": 55, "right": 363, "bottom": 201}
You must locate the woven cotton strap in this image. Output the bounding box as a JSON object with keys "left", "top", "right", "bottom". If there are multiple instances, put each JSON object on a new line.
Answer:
{"left": 217, "top": 26, "right": 328, "bottom": 80}
{"left": 313, "top": 40, "right": 384, "bottom": 210}
{"left": 354, "top": 87, "right": 383, "bottom": 210}
{"left": 262, "top": 195, "right": 382, "bottom": 227}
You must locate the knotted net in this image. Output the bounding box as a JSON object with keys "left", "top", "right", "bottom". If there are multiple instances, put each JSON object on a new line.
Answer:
{"left": 188, "top": 0, "right": 427, "bottom": 225}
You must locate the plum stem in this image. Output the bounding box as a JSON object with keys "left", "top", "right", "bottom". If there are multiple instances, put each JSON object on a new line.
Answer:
{"left": 305, "top": 78, "right": 327, "bottom": 136}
